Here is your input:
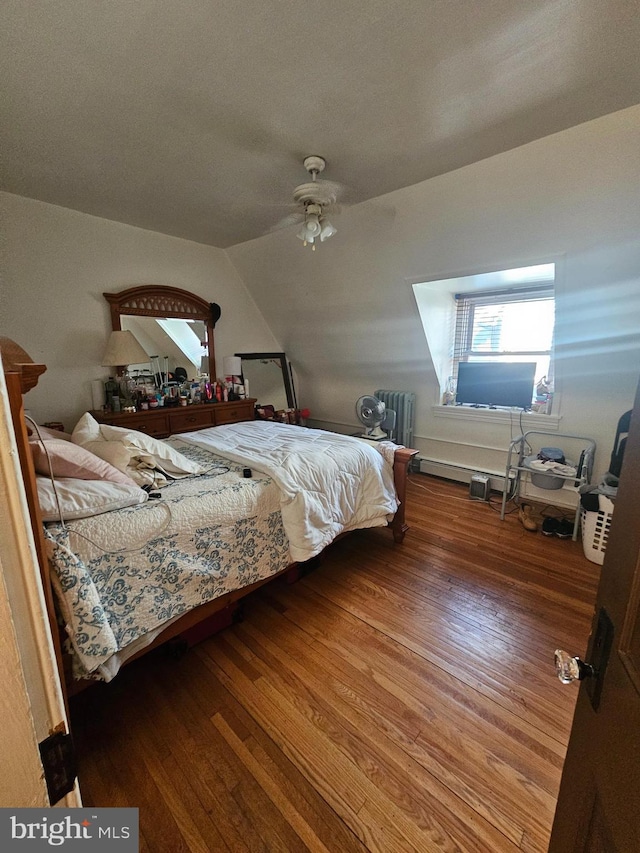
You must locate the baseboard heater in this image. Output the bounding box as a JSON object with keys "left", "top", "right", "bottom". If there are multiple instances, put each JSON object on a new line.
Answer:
{"left": 417, "top": 457, "right": 513, "bottom": 493}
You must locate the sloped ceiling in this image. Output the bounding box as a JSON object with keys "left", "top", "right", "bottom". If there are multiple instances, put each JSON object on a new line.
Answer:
{"left": 1, "top": 0, "right": 639, "bottom": 248}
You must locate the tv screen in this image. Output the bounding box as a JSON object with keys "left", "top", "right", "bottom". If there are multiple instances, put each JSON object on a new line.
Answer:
{"left": 455, "top": 362, "right": 536, "bottom": 409}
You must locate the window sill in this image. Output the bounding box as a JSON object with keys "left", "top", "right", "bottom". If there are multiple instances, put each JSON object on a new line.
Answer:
{"left": 432, "top": 405, "right": 561, "bottom": 430}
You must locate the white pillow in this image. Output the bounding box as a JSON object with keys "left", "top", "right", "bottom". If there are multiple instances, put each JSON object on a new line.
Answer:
{"left": 72, "top": 412, "right": 204, "bottom": 480}
{"left": 37, "top": 476, "right": 148, "bottom": 522}
{"left": 71, "top": 411, "right": 101, "bottom": 445}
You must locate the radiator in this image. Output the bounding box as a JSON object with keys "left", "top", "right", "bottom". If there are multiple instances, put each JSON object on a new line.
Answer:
{"left": 374, "top": 390, "right": 416, "bottom": 447}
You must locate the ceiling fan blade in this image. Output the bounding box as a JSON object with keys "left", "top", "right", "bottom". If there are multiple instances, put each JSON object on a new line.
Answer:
{"left": 315, "top": 179, "right": 344, "bottom": 198}
{"left": 261, "top": 156, "right": 364, "bottom": 237}
{"left": 256, "top": 200, "right": 300, "bottom": 209}
{"left": 270, "top": 212, "right": 304, "bottom": 232}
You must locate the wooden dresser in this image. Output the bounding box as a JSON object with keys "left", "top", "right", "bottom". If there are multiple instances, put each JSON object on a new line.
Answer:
{"left": 90, "top": 398, "right": 256, "bottom": 439}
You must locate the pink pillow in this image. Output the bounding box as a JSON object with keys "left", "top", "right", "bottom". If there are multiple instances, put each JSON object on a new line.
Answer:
{"left": 30, "top": 440, "right": 137, "bottom": 486}
{"left": 28, "top": 424, "right": 73, "bottom": 442}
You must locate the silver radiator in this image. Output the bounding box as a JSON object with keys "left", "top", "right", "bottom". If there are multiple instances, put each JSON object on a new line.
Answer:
{"left": 374, "top": 390, "right": 416, "bottom": 447}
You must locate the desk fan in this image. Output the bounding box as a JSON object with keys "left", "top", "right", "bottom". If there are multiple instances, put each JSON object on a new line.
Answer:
{"left": 355, "top": 395, "right": 396, "bottom": 440}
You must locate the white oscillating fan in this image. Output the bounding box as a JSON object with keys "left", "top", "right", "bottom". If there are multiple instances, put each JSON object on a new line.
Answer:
{"left": 355, "top": 395, "right": 396, "bottom": 441}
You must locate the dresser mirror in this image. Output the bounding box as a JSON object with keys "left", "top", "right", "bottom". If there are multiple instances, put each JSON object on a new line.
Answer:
{"left": 104, "top": 285, "right": 219, "bottom": 379}
{"left": 121, "top": 316, "right": 206, "bottom": 378}
{"left": 236, "top": 352, "right": 296, "bottom": 410}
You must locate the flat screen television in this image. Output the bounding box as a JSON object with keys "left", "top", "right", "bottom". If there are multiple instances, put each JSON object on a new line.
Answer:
{"left": 455, "top": 362, "right": 536, "bottom": 409}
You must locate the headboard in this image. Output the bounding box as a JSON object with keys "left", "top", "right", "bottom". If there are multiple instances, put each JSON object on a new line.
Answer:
{"left": 104, "top": 285, "right": 220, "bottom": 380}
{"left": 0, "top": 336, "right": 47, "bottom": 393}
{"left": 0, "top": 339, "right": 67, "bottom": 704}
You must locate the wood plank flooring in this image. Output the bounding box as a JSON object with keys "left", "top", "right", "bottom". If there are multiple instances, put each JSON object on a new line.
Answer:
{"left": 71, "top": 475, "right": 600, "bottom": 852}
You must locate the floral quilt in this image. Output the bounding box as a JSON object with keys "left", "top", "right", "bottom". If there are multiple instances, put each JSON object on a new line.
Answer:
{"left": 44, "top": 440, "right": 289, "bottom": 681}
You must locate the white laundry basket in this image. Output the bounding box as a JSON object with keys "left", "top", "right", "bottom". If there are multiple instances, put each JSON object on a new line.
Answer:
{"left": 580, "top": 495, "right": 615, "bottom": 565}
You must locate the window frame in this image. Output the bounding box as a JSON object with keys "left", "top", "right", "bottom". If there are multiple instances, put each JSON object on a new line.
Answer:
{"left": 453, "top": 283, "right": 555, "bottom": 391}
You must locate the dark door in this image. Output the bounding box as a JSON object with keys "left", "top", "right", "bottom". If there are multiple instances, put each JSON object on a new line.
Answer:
{"left": 549, "top": 380, "right": 640, "bottom": 852}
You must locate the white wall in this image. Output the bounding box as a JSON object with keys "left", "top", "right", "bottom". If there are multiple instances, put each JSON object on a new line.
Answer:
{"left": 228, "top": 106, "right": 640, "bottom": 485}
{"left": 0, "top": 193, "right": 281, "bottom": 429}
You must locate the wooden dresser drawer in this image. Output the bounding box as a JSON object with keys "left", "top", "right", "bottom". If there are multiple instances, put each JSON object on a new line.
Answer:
{"left": 169, "top": 407, "right": 215, "bottom": 434}
{"left": 92, "top": 411, "right": 170, "bottom": 437}
{"left": 89, "top": 400, "right": 256, "bottom": 437}
{"left": 128, "top": 416, "right": 170, "bottom": 436}
{"left": 214, "top": 401, "right": 254, "bottom": 425}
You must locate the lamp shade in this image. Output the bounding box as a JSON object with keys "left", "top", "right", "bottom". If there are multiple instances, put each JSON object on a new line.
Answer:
{"left": 101, "top": 330, "right": 149, "bottom": 367}
{"left": 320, "top": 219, "right": 337, "bottom": 241}
{"left": 223, "top": 356, "right": 243, "bottom": 377}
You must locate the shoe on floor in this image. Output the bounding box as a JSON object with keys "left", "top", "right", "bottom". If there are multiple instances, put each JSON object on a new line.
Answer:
{"left": 555, "top": 519, "right": 574, "bottom": 539}
{"left": 518, "top": 504, "right": 538, "bottom": 532}
{"left": 541, "top": 517, "right": 559, "bottom": 536}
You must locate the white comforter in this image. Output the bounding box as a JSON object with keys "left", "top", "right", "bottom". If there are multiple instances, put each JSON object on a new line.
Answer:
{"left": 179, "top": 421, "right": 399, "bottom": 562}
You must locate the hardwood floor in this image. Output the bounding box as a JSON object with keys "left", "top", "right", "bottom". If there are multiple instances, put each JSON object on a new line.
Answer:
{"left": 71, "top": 474, "right": 600, "bottom": 852}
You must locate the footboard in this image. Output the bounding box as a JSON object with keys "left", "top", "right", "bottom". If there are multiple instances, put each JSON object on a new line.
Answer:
{"left": 390, "top": 447, "right": 418, "bottom": 542}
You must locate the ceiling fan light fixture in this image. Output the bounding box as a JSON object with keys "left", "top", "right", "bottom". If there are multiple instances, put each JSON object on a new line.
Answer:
{"left": 290, "top": 157, "right": 341, "bottom": 249}
{"left": 319, "top": 218, "right": 337, "bottom": 242}
{"left": 296, "top": 221, "right": 316, "bottom": 240}
{"left": 297, "top": 208, "right": 327, "bottom": 249}
{"left": 296, "top": 224, "right": 317, "bottom": 249}
{"left": 305, "top": 212, "right": 321, "bottom": 237}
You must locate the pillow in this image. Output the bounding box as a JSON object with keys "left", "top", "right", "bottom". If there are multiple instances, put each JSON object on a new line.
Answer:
{"left": 31, "top": 439, "right": 137, "bottom": 485}
{"left": 72, "top": 412, "right": 204, "bottom": 480}
{"left": 71, "top": 412, "right": 101, "bottom": 445}
{"left": 36, "top": 476, "right": 148, "bottom": 522}
{"left": 27, "top": 424, "right": 74, "bottom": 442}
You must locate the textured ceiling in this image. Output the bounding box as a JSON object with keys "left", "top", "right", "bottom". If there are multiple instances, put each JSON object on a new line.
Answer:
{"left": 2, "top": 0, "right": 639, "bottom": 248}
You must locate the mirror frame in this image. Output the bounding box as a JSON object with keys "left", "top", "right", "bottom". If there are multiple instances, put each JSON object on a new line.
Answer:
{"left": 235, "top": 352, "right": 296, "bottom": 409}
{"left": 104, "top": 285, "right": 219, "bottom": 378}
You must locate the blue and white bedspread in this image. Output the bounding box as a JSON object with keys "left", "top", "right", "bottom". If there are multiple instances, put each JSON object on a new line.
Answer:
{"left": 44, "top": 440, "right": 289, "bottom": 681}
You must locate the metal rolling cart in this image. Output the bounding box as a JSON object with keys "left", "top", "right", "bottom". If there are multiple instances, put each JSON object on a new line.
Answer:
{"left": 500, "top": 431, "right": 596, "bottom": 540}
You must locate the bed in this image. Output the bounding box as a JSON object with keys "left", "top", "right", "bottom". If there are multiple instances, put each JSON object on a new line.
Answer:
{"left": 3, "top": 348, "right": 417, "bottom": 693}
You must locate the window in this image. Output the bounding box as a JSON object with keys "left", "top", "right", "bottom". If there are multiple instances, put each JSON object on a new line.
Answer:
{"left": 453, "top": 284, "right": 555, "bottom": 400}
{"left": 411, "top": 261, "right": 557, "bottom": 412}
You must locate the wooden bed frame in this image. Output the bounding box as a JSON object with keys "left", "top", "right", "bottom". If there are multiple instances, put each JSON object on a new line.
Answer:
{"left": 3, "top": 341, "right": 417, "bottom": 700}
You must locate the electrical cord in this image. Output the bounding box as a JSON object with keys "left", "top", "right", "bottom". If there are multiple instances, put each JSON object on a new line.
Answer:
{"left": 411, "top": 473, "right": 520, "bottom": 513}
{"left": 487, "top": 493, "right": 520, "bottom": 514}
{"left": 410, "top": 476, "right": 477, "bottom": 504}
{"left": 26, "top": 416, "right": 68, "bottom": 528}
{"left": 537, "top": 503, "right": 574, "bottom": 522}
{"left": 60, "top": 503, "right": 175, "bottom": 556}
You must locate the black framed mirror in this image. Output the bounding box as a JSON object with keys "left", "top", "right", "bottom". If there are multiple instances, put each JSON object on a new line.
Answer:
{"left": 235, "top": 352, "right": 296, "bottom": 410}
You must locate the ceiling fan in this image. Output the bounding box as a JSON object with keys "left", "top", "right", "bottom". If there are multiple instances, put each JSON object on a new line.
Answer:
{"left": 275, "top": 156, "right": 342, "bottom": 249}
